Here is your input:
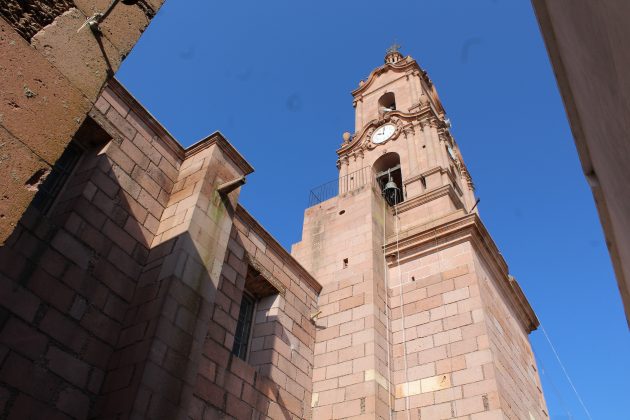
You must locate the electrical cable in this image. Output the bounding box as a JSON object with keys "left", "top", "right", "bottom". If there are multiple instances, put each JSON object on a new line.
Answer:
{"left": 393, "top": 200, "right": 411, "bottom": 420}
{"left": 540, "top": 325, "right": 593, "bottom": 420}
{"left": 383, "top": 197, "right": 394, "bottom": 420}
{"left": 532, "top": 344, "right": 574, "bottom": 420}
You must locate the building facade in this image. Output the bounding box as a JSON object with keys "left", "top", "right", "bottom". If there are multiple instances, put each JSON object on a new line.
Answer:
{"left": 0, "top": 47, "right": 548, "bottom": 419}
{"left": 292, "top": 48, "right": 548, "bottom": 419}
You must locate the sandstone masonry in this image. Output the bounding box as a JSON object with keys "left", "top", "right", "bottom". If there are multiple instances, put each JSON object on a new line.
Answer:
{"left": 0, "top": 46, "right": 548, "bottom": 420}
{"left": 0, "top": 80, "right": 321, "bottom": 418}
{"left": 292, "top": 48, "right": 548, "bottom": 420}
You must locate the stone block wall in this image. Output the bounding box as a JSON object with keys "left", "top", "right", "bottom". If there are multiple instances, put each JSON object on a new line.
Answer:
{"left": 293, "top": 186, "right": 393, "bottom": 419}
{"left": 0, "top": 80, "right": 322, "bottom": 419}
{"left": 473, "top": 254, "right": 547, "bottom": 420}
{"left": 192, "top": 206, "right": 321, "bottom": 419}
{"left": 389, "top": 241, "right": 498, "bottom": 420}
{"left": 0, "top": 80, "right": 179, "bottom": 419}
{"left": 295, "top": 173, "right": 547, "bottom": 420}
{"left": 386, "top": 217, "right": 547, "bottom": 420}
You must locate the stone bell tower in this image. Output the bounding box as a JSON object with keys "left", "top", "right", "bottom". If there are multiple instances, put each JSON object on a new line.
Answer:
{"left": 292, "top": 46, "right": 548, "bottom": 419}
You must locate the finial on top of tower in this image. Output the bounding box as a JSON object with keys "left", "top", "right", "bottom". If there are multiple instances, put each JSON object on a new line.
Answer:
{"left": 386, "top": 43, "right": 401, "bottom": 55}
{"left": 385, "top": 42, "right": 403, "bottom": 64}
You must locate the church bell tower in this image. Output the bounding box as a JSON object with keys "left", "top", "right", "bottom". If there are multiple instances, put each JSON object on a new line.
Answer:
{"left": 292, "top": 46, "right": 548, "bottom": 420}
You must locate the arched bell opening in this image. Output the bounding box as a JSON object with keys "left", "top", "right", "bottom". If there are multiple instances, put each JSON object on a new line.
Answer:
{"left": 373, "top": 152, "right": 403, "bottom": 206}
{"left": 378, "top": 92, "right": 396, "bottom": 114}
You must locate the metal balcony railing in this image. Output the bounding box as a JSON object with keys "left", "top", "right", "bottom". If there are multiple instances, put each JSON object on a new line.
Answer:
{"left": 308, "top": 167, "right": 376, "bottom": 206}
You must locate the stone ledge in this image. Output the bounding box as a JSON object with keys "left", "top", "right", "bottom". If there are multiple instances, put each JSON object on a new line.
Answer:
{"left": 106, "top": 78, "right": 254, "bottom": 176}
{"left": 235, "top": 205, "right": 322, "bottom": 294}
{"left": 384, "top": 213, "right": 539, "bottom": 333}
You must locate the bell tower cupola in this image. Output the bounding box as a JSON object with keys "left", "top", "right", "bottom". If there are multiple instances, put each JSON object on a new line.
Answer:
{"left": 384, "top": 43, "right": 404, "bottom": 64}
{"left": 342, "top": 46, "right": 477, "bottom": 223}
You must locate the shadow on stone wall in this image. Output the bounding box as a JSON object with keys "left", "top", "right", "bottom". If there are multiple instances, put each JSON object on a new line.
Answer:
{"left": 0, "top": 118, "right": 302, "bottom": 419}
{"left": 192, "top": 230, "right": 301, "bottom": 419}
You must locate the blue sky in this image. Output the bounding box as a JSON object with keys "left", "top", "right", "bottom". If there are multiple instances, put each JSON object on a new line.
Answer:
{"left": 117, "top": 1, "right": 629, "bottom": 418}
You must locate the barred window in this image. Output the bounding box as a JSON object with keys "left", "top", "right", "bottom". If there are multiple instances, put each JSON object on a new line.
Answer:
{"left": 231, "top": 292, "right": 255, "bottom": 360}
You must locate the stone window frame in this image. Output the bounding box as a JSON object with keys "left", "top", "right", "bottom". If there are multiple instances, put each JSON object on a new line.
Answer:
{"left": 244, "top": 254, "right": 286, "bottom": 298}
{"left": 230, "top": 254, "right": 285, "bottom": 363}
{"left": 232, "top": 289, "right": 257, "bottom": 361}
{"left": 30, "top": 117, "right": 111, "bottom": 216}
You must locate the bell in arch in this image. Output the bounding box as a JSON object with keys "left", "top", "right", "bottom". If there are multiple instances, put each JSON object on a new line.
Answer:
{"left": 373, "top": 152, "right": 404, "bottom": 207}
{"left": 383, "top": 173, "right": 402, "bottom": 206}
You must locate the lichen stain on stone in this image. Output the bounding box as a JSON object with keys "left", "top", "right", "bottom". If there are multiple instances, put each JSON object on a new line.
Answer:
{"left": 0, "top": 0, "right": 76, "bottom": 41}
{"left": 23, "top": 86, "right": 36, "bottom": 98}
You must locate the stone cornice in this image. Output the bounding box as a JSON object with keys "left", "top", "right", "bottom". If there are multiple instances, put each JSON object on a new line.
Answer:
{"left": 352, "top": 56, "right": 421, "bottom": 97}
{"left": 235, "top": 205, "right": 322, "bottom": 294}
{"left": 384, "top": 214, "right": 539, "bottom": 333}
{"left": 106, "top": 78, "right": 254, "bottom": 176}
{"left": 403, "top": 166, "right": 444, "bottom": 186}
{"left": 186, "top": 132, "right": 254, "bottom": 175}
{"left": 107, "top": 78, "right": 183, "bottom": 158}
{"left": 337, "top": 108, "right": 439, "bottom": 157}
{"left": 394, "top": 184, "right": 464, "bottom": 215}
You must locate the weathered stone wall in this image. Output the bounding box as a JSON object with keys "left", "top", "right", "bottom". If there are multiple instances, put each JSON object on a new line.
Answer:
{"left": 192, "top": 206, "right": 320, "bottom": 419}
{"left": 0, "top": 81, "right": 178, "bottom": 418}
{"left": 0, "top": 81, "right": 321, "bottom": 419}
{"left": 389, "top": 241, "right": 498, "bottom": 419}
{"left": 0, "top": 0, "right": 75, "bottom": 41}
{"left": 473, "top": 254, "right": 548, "bottom": 420}
{"left": 0, "top": 0, "right": 164, "bottom": 245}
{"left": 293, "top": 182, "right": 547, "bottom": 420}
{"left": 293, "top": 185, "right": 393, "bottom": 419}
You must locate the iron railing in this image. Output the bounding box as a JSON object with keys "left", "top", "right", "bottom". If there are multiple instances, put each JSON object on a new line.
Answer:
{"left": 308, "top": 167, "right": 376, "bottom": 206}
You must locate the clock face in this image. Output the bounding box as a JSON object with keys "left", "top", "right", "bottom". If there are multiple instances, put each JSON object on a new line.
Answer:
{"left": 372, "top": 124, "right": 396, "bottom": 144}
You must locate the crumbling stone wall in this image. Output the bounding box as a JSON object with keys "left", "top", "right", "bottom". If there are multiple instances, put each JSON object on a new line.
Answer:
{"left": 0, "top": 0, "right": 75, "bottom": 41}
{"left": 0, "top": 0, "right": 164, "bottom": 245}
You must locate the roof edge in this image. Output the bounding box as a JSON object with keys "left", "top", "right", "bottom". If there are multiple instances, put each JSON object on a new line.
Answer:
{"left": 107, "top": 78, "right": 254, "bottom": 175}
{"left": 235, "top": 205, "right": 322, "bottom": 294}
{"left": 186, "top": 132, "right": 254, "bottom": 175}
{"left": 351, "top": 56, "right": 421, "bottom": 97}
{"left": 106, "top": 78, "right": 184, "bottom": 159}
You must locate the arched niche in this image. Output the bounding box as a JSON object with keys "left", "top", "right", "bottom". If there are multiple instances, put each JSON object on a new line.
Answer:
{"left": 378, "top": 92, "right": 396, "bottom": 113}
{"left": 373, "top": 152, "right": 404, "bottom": 205}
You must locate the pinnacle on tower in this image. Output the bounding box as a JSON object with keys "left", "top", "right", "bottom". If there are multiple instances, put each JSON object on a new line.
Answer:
{"left": 385, "top": 43, "right": 403, "bottom": 64}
